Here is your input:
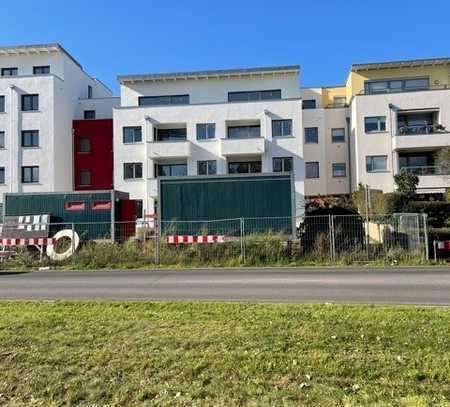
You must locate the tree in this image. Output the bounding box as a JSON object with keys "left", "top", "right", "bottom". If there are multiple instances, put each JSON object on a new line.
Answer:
{"left": 394, "top": 171, "right": 419, "bottom": 197}
{"left": 435, "top": 147, "right": 450, "bottom": 174}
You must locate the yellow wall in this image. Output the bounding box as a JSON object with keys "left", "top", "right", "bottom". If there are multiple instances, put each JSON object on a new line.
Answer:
{"left": 321, "top": 86, "right": 346, "bottom": 107}
{"left": 345, "top": 65, "right": 450, "bottom": 101}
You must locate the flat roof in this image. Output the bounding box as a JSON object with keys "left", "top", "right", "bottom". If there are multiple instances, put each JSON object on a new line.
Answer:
{"left": 0, "top": 43, "right": 83, "bottom": 69}
{"left": 351, "top": 57, "right": 450, "bottom": 72}
{"left": 118, "top": 65, "right": 300, "bottom": 83}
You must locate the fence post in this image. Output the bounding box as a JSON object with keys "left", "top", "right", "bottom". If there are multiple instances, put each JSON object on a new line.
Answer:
{"left": 328, "top": 215, "right": 335, "bottom": 262}
{"left": 423, "top": 213, "right": 429, "bottom": 261}
{"left": 155, "top": 219, "right": 161, "bottom": 265}
{"left": 71, "top": 222, "right": 75, "bottom": 264}
{"left": 240, "top": 217, "right": 245, "bottom": 264}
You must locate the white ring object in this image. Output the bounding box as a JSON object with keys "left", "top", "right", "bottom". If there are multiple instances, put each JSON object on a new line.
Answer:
{"left": 46, "top": 229, "right": 80, "bottom": 261}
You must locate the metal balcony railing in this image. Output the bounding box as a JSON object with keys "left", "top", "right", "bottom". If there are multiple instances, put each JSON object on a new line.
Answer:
{"left": 397, "top": 124, "right": 447, "bottom": 136}
{"left": 358, "top": 83, "right": 450, "bottom": 95}
{"left": 399, "top": 166, "right": 449, "bottom": 176}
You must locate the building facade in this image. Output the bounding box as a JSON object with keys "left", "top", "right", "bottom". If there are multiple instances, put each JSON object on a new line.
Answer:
{"left": 0, "top": 43, "right": 113, "bottom": 201}
{"left": 113, "top": 66, "right": 305, "bottom": 217}
{"left": 1, "top": 43, "right": 449, "bottom": 215}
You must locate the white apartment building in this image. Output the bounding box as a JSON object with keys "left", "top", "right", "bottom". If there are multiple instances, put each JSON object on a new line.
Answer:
{"left": 113, "top": 66, "right": 305, "bottom": 217}
{"left": 1, "top": 42, "right": 449, "bottom": 215}
{"left": 0, "top": 43, "right": 112, "bottom": 201}
{"left": 348, "top": 59, "right": 450, "bottom": 195}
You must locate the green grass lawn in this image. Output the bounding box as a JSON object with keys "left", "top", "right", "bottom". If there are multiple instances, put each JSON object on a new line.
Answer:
{"left": 0, "top": 302, "right": 449, "bottom": 406}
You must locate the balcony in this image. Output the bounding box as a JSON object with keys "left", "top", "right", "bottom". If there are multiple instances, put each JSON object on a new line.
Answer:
{"left": 393, "top": 116, "right": 450, "bottom": 150}
{"left": 220, "top": 137, "right": 265, "bottom": 157}
{"left": 399, "top": 166, "right": 450, "bottom": 191}
{"left": 148, "top": 140, "right": 191, "bottom": 159}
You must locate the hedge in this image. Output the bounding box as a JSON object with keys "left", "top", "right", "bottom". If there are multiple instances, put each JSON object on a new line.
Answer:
{"left": 403, "top": 201, "right": 450, "bottom": 228}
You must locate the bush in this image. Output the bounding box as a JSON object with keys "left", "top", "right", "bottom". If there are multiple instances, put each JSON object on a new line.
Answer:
{"left": 394, "top": 171, "right": 419, "bottom": 197}
{"left": 403, "top": 201, "right": 450, "bottom": 228}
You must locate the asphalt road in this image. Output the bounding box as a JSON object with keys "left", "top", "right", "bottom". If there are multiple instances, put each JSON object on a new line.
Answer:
{"left": 0, "top": 267, "right": 449, "bottom": 305}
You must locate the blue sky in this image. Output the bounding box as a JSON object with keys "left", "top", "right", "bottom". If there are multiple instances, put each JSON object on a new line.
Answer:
{"left": 2, "top": 0, "right": 450, "bottom": 93}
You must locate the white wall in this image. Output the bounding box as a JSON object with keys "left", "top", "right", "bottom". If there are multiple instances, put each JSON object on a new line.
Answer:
{"left": 0, "top": 47, "right": 115, "bottom": 201}
{"left": 113, "top": 98, "right": 304, "bottom": 217}
{"left": 120, "top": 73, "right": 300, "bottom": 106}
{"left": 351, "top": 88, "right": 450, "bottom": 193}
{"left": 75, "top": 97, "right": 120, "bottom": 120}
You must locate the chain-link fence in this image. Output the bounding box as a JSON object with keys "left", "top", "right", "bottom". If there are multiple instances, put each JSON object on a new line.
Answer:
{"left": 0, "top": 213, "right": 429, "bottom": 266}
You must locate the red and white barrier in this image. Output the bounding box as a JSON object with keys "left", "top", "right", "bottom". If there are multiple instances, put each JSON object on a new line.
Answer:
{"left": 437, "top": 240, "right": 450, "bottom": 250}
{"left": 1, "top": 238, "right": 55, "bottom": 247}
{"left": 166, "top": 235, "right": 225, "bottom": 244}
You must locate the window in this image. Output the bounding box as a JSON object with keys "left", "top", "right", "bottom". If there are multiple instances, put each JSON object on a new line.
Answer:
{"left": 155, "top": 128, "right": 187, "bottom": 141}
{"left": 332, "top": 163, "right": 346, "bottom": 177}
{"left": 123, "top": 126, "right": 142, "bottom": 143}
{"left": 273, "top": 157, "right": 293, "bottom": 172}
{"left": 139, "top": 94, "right": 189, "bottom": 106}
{"left": 333, "top": 96, "right": 346, "bottom": 106}
{"left": 65, "top": 201, "right": 85, "bottom": 211}
{"left": 304, "top": 127, "right": 319, "bottom": 144}
{"left": 92, "top": 200, "right": 112, "bottom": 210}
{"left": 364, "top": 77, "right": 429, "bottom": 94}
{"left": 0, "top": 132, "right": 4, "bottom": 149}
{"left": 78, "top": 137, "right": 91, "bottom": 153}
{"left": 87, "top": 85, "right": 93, "bottom": 99}
{"left": 364, "top": 116, "right": 386, "bottom": 133}
{"left": 366, "top": 155, "right": 387, "bottom": 172}
{"left": 124, "top": 163, "right": 143, "bottom": 179}
{"left": 135, "top": 200, "right": 143, "bottom": 218}
{"left": 1, "top": 67, "right": 17, "bottom": 76}
{"left": 305, "top": 162, "right": 319, "bottom": 178}
{"left": 84, "top": 110, "right": 96, "bottom": 120}
{"left": 227, "top": 125, "right": 260, "bottom": 139}
{"left": 272, "top": 119, "right": 292, "bottom": 137}
{"left": 196, "top": 123, "right": 215, "bottom": 140}
{"left": 0, "top": 96, "right": 4, "bottom": 112}
{"left": 331, "top": 128, "right": 345, "bottom": 143}
{"left": 21, "top": 94, "right": 39, "bottom": 111}
{"left": 302, "top": 99, "right": 316, "bottom": 109}
{"left": 228, "top": 161, "right": 261, "bottom": 174}
{"left": 21, "top": 166, "right": 39, "bottom": 183}
{"left": 156, "top": 164, "right": 187, "bottom": 177}
{"left": 79, "top": 170, "right": 91, "bottom": 186}
{"left": 228, "top": 90, "right": 281, "bottom": 102}
{"left": 33, "top": 66, "right": 50, "bottom": 75}
{"left": 21, "top": 130, "right": 39, "bottom": 147}
{"left": 0, "top": 167, "right": 4, "bottom": 184}
{"left": 198, "top": 160, "right": 217, "bottom": 175}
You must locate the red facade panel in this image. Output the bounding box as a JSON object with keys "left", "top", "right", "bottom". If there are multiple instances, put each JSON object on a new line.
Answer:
{"left": 73, "top": 119, "right": 113, "bottom": 191}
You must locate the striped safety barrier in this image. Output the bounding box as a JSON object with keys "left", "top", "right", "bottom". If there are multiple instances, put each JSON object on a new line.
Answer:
{"left": 437, "top": 240, "right": 450, "bottom": 250}
{"left": 1, "top": 238, "right": 55, "bottom": 247}
{"left": 166, "top": 235, "right": 225, "bottom": 244}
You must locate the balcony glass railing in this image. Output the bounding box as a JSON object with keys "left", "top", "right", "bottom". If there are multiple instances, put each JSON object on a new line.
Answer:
{"left": 400, "top": 166, "right": 448, "bottom": 176}
{"left": 358, "top": 83, "right": 450, "bottom": 96}
{"left": 397, "top": 124, "right": 447, "bottom": 136}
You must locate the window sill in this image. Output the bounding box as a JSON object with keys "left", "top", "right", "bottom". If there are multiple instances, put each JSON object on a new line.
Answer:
{"left": 123, "top": 178, "right": 143, "bottom": 182}
{"left": 21, "top": 146, "right": 40, "bottom": 149}
{"left": 123, "top": 141, "right": 144, "bottom": 145}
{"left": 21, "top": 110, "right": 41, "bottom": 113}
{"left": 273, "top": 135, "right": 294, "bottom": 139}
{"left": 331, "top": 140, "right": 346, "bottom": 144}
{"left": 21, "top": 182, "right": 41, "bottom": 185}
{"left": 196, "top": 138, "right": 217, "bottom": 142}
{"left": 366, "top": 170, "right": 390, "bottom": 174}
{"left": 365, "top": 131, "right": 388, "bottom": 135}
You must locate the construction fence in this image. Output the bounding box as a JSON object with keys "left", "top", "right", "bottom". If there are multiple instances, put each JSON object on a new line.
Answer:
{"left": 0, "top": 213, "right": 430, "bottom": 265}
